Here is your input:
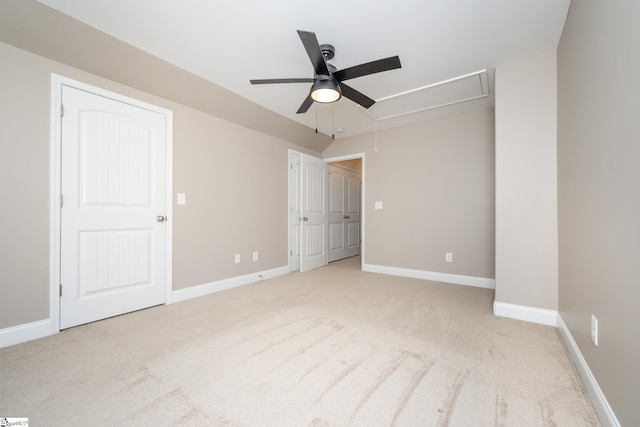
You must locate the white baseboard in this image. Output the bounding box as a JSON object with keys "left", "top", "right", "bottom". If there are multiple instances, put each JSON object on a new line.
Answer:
{"left": 0, "top": 267, "right": 289, "bottom": 348}
{"left": 0, "top": 319, "right": 52, "bottom": 349}
{"left": 171, "top": 265, "right": 289, "bottom": 304}
{"left": 556, "top": 314, "right": 620, "bottom": 427}
{"left": 363, "top": 263, "right": 495, "bottom": 289}
{"left": 493, "top": 301, "right": 557, "bottom": 326}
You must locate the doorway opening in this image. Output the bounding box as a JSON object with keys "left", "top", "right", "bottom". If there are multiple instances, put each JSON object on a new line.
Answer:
{"left": 288, "top": 150, "right": 365, "bottom": 273}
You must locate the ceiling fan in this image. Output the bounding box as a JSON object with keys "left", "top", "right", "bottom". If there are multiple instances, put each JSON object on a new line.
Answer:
{"left": 250, "top": 30, "right": 401, "bottom": 114}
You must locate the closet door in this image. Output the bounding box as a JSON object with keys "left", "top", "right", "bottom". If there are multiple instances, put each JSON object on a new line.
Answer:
{"left": 328, "top": 165, "right": 361, "bottom": 262}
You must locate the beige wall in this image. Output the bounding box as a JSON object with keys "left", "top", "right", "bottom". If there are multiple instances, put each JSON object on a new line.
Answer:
{"left": 557, "top": 1, "right": 640, "bottom": 424}
{"left": 0, "top": 41, "right": 316, "bottom": 329}
{"left": 494, "top": 50, "right": 558, "bottom": 310}
{"left": 323, "top": 108, "right": 495, "bottom": 279}
{"left": 0, "top": 43, "right": 52, "bottom": 328}
{"left": 173, "top": 107, "right": 295, "bottom": 289}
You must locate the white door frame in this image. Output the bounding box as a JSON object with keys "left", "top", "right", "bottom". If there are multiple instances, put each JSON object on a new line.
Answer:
{"left": 49, "top": 74, "right": 173, "bottom": 335}
{"left": 324, "top": 153, "right": 365, "bottom": 270}
{"left": 288, "top": 150, "right": 301, "bottom": 271}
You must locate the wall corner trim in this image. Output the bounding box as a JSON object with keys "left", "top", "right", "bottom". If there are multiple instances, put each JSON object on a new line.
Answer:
{"left": 493, "top": 301, "right": 557, "bottom": 326}
{"left": 362, "top": 264, "right": 495, "bottom": 289}
{"left": 171, "top": 266, "right": 289, "bottom": 304}
{"left": 556, "top": 314, "right": 621, "bottom": 427}
{"left": 0, "top": 319, "right": 52, "bottom": 349}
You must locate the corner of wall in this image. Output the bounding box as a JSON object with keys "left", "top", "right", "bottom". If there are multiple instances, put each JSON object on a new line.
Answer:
{"left": 494, "top": 49, "right": 558, "bottom": 312}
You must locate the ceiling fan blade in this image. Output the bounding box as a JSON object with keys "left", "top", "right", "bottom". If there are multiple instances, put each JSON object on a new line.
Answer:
{"left": 333, "top": 56, "right": 401, "bottom": 82}
{"left": 296, "top": 94, "right": 314, "bottom": 114}
{"left": 339, "top": 83, "right": 376, "bottom": 109}
{"left": 297, "top": 30, "right": 330, "bottom": 76}
{"left": 250, "top": 78, "right": 314, "bottom": 85}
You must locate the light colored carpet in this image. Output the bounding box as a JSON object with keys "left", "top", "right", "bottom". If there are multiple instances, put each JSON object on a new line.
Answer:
{"left": 1, "top": 256, "right": 598, "bottom": 426}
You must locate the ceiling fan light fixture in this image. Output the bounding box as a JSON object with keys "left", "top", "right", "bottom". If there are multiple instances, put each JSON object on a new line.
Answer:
{"left": 250, "top": 30, "right": 400, "bottom": 113}
{"left": 310, "top": 77, "right": 342, "bottom": 103}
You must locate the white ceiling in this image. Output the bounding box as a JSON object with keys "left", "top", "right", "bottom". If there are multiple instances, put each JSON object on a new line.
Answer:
{"left": 35, "top": 0, "right": 570, "bottom": 139}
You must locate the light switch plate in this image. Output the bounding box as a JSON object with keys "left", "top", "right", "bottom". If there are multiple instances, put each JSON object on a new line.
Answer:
{"left": 591, "top": 315, "right": 598, "bottom": 346}
{"left": 374, "top": 201, "right": 383, "bottom": 210}
{"left": 177, "top": 193, "right": 186, "bottom": 205}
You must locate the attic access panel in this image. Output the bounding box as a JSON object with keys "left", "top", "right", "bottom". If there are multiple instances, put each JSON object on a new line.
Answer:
{"left": 370, "top": 70, "right": 490, "bottom": 120}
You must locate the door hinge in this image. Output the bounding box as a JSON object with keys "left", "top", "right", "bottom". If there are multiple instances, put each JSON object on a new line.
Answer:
{"left": 59, "top": 284, "right": 62, "bottom": 297}
{"left": 59, "top": 194, "right": 63, "bottom": 207}
{"left": 290, "top": 250, "right": 293, "bottom": 256}
{"left": 60, "top": 104, "right": 64, "bottom": 117}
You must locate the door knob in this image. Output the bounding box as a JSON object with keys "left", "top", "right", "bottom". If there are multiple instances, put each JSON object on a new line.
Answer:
{"left": 156, "top": 215, "right": 166, "bottom": 222}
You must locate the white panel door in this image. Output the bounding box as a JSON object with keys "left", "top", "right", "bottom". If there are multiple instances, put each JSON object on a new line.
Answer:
{"left": 328, "top": 165, "right": 361, "bottom": 262}
{"left": 328, "top": 166, "right": 346, "bottom": 262}
{"left": 60, "top": 85, "right": 167, "bottom": 329}
{"left": 300, "top": 154, "right": 328, "bottom": 272}
{"left": 344, "top": 173, "right": 362, "bottom": 258}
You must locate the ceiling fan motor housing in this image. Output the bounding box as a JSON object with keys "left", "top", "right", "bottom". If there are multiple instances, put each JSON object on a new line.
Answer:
{"left": 320, "top": 44, "right": 335, "bottom": 61}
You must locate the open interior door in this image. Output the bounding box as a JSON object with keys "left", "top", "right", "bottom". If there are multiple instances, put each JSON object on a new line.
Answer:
{"left": 300, "top": 154, "right": 328, "bottom": 272}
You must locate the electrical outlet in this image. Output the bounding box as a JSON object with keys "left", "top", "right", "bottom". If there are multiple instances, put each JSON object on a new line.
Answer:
{"left": 253, "top": 251, "right": 259, "bottom": 261}
{"left": 445, "top": 252, "right": 453, "bottom": 263}
{"left": 591, "top": 315, "right": 598, "bottom": 346}
{"left": 234, "top": 254, "right": 241, "bottom": 264}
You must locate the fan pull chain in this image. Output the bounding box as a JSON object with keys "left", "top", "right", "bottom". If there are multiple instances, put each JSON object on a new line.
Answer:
{"left": 315, "top": 103, "right": 318, "bottom": 134}
{"left": 332, "top": 105, "right": 335, "bottom": 140}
